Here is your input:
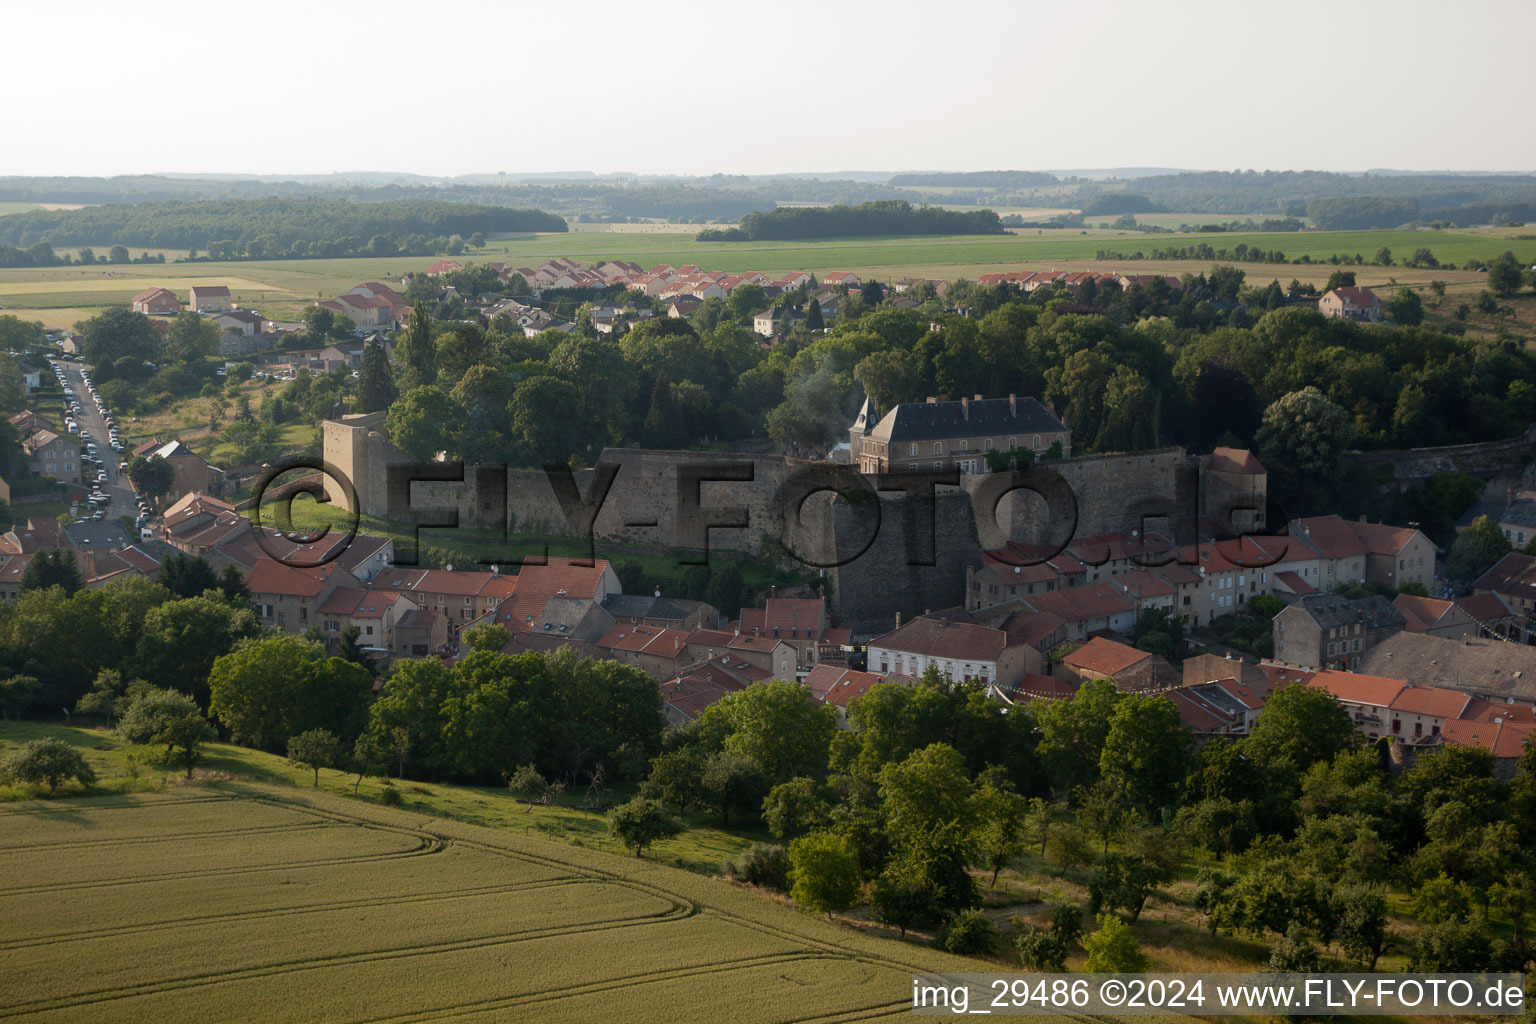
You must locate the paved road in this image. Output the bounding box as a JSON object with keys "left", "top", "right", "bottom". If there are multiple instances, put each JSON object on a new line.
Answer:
{"left": 56, "top": 362, "right": 137, "bottom": 523}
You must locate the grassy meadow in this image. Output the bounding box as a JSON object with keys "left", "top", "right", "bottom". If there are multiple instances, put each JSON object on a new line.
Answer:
{"left": 1, "top": 225, "right": 1531, "bottom": 328}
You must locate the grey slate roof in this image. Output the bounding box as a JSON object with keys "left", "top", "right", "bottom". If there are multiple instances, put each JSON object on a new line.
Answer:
{"left": 1296, "top": 593, "right": 1405, "bottom": 631}
{"left": 1459, "top": 498, "right": 1536, "bottom": 531}
{"left": 868, "top": 396, "right": 1066, "bottom": 444}
{"left": 602, "top": 592, "right": 691, "bottom": 621}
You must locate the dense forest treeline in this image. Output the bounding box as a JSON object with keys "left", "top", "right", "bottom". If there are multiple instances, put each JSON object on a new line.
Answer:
{"left": 734, "top": 201, "right": 1005, "bottom": 240}
{"left": 0, "top": 198, "right": 566, "bottom": 251}
{"left": 1127, "top": 170, "right": 1536, "bottom": 224}
{"left": 887, "top": 171, "right": 1061, "bottom": 188}
{"left": 6, "top": 172, "right": 1536, "bottom": 227}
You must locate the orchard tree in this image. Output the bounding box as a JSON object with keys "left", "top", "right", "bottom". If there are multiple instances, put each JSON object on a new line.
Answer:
{"left": 507, "top": 763, "right": 562, "bottom": 811}
{"left": 0, "top": 674, "right": 42, "bottom": 720}
{"left": 119, "top": 687, "right": 217, "bottom": 778}
{"left": 288, "top": 728, "right": 340, "bottom": 786}
{"left": 701, "top": 750, "right": 767, "bottom": 827}
{"left": 1083, "top": 913, "right": 1149, "bottom": 972}
{"left": 1487, "top": 251, "right": 1523, "bottom": 296}
{"left": 609, "top": 798, "right": 682, "bottom": 857}
{"left": 1, "top": 737, "right": 96, "bottom": 792}
{"left": 787, "top": 831, "right": 862, "bottom": 919}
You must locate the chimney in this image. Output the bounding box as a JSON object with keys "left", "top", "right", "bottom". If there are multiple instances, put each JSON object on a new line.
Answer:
{"left": 960, "top": 397, "right": 969, "bottom": 420}
{"left": 1009, "top": 394, "right": 1017, "bottom": 415}
{"left": 974, "top": 394, "right": 984, "bottom": 401}
{"left": 895, "top": 612, "right": 902, "bottom": 629}
{"left": 925, "top": 396, "right": 938, "bottom": 404}
{"left": 770, "top": 585, "right": 776, "bottom": 599}
{"left": 940, "top": 616, "right": 949, "bottom": 629}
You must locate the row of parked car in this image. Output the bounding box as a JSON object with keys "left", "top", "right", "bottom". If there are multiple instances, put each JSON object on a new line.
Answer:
{"left": 48, "top": 358, "right": 132, "bottom": 522}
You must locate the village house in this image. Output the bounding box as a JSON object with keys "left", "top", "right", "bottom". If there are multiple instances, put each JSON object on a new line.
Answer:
{"left": 659, "top": 656, "right": 767, "bottom": 728}
{"left": 22, "top": 429, "right": 80, "bottom": 484}
{"left": 601, "top": 591, "right": 715, "bottom": 631}
{"left": 735, "top": 596, "right": 835, "bottom": 674}
{"left": 139, "top": 440, "right": 224, "bottom": 501}
{"left": 1165, "top": 678, "right": 1265, "bottom": 737}
{"left": 1273, "top": 593, "right": 1405, "bottom": 670}
{"left": 212, "top": 309, "right": 264, "bottom": 338}
{"left": 188, "top": 285, "right": 233, "bottom": 312}
{"left": 752, "top": 307, "right": 806, "bottom": 336}
{"left": 320, "top": 293, "right": 392, "bottom": 329}
{"left": 867, "top": 613, "right": 1030, "bottom": 689}
{"left": 805, "top": 665, "right": 885, "bottom": 727}
{"left": 1056, "top": 635, "right": 1177, "bottom": 692}
{"left": 369, "top": 567, "right": 517, "bottom": 628}
{"left": 1457, "top": 488, "right": 1536, "bottom": 548}
{"left": 1473, "top": 552, "right": 1536, "bottom": 623}
{"left": 1319, "top": 285, "right": 1383, "bottom": 322}
{"left": 595, "top": 623, "right": 692, "bottom": 679}
{"left": 347, "top": 282, "right": 409, "bottom": 315}
{"left": 317, "top": 587, "right": 422, "bottom": 656}
{"left": 245, "top": 559, "right": 359, "bottom": 633}
{"left": 1392, "top": 593, "right": 1477, "bottom": 639}
{"left": 1021, "top": 581, "right": 1137, "bottom": 640}
{"left": 132, "top": 287, "right": 181, "bottom": 316}
{"left": 850, "top": 394, "right": 1072, "bottom": 474}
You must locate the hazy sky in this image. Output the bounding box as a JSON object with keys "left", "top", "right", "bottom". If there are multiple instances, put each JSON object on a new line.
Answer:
{"left": 9, "top": 0, "right": 1533, "bottom": 178}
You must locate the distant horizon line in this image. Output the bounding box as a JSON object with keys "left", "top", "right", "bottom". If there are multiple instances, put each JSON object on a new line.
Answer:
{"left": 4, "top": 166, "right": 1536, "bottom": 182}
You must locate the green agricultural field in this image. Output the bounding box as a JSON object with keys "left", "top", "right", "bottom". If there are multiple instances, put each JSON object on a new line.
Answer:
{"left": 0, "top": 784, "right": 1010, "bottom": 1024}
{"left": 1, "top": 226, "right": 1529, "bottom": 329}
{"left": 0, "top": 201, "right": 42, "bottom": 217}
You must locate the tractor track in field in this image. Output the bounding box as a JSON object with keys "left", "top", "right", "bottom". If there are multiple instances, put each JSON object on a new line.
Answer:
{"left": 0, "top": 820, "right": 330, "bottom": 853}
{"left": 0, "top": 875, "right": 588, "bottom": 951}
{"left": 353, "top": 951, "right": 849, "bottom": 1024}
{"left": 0, "top": 889, "right": 698, "bottom": 1019}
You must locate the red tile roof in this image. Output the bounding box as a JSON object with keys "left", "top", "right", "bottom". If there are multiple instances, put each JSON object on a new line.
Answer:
{"left": 1307, "top": 669, "right": 1407, "bottom": 708}
{"left": 1393, "top": 594, "right": 1455, "bottom": 633}
{"left": 1291, "top": 515, "right": 1368, "bottom": 560}
{"left": 1389, "top": 686, "right": 1471, "bottom": 719}
{"left": 1459, "top": 698, "right": 1536, "bottom": 726}
{"left": 1440, "top": 718, "right": 1533, "bottom": 759}
{"left": 1347, "top": 520, "right": 1421, "bottom": 557}
{"left": 514, "top": 556, "right": 610, "bottom": 600}
{"left": 1455, "top": 592, "right": 1518, "bottom": 623}
{"left": 1000, "top": 610, "right": 1068, "bottom": 648}
{"left": 1206, "top": 447, "right": 1265, "bottom": 475}
{"left": 1061, "top": 636, "right": 1150, "bottom": 677}
{"left": 1274, "top": 570, "right": 1316, "bottom": 596}
{"left": 1474, "top": 553, "right": 1536, "bottom": 598}
{"left": 805, "top": 666, "right": 883, "bottom": 708}
{"left": 245, "top": 558, "right": 342, "bottom": 597}
{"left": 1025, "top": 582, "right": 1135, "bottom": 624}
